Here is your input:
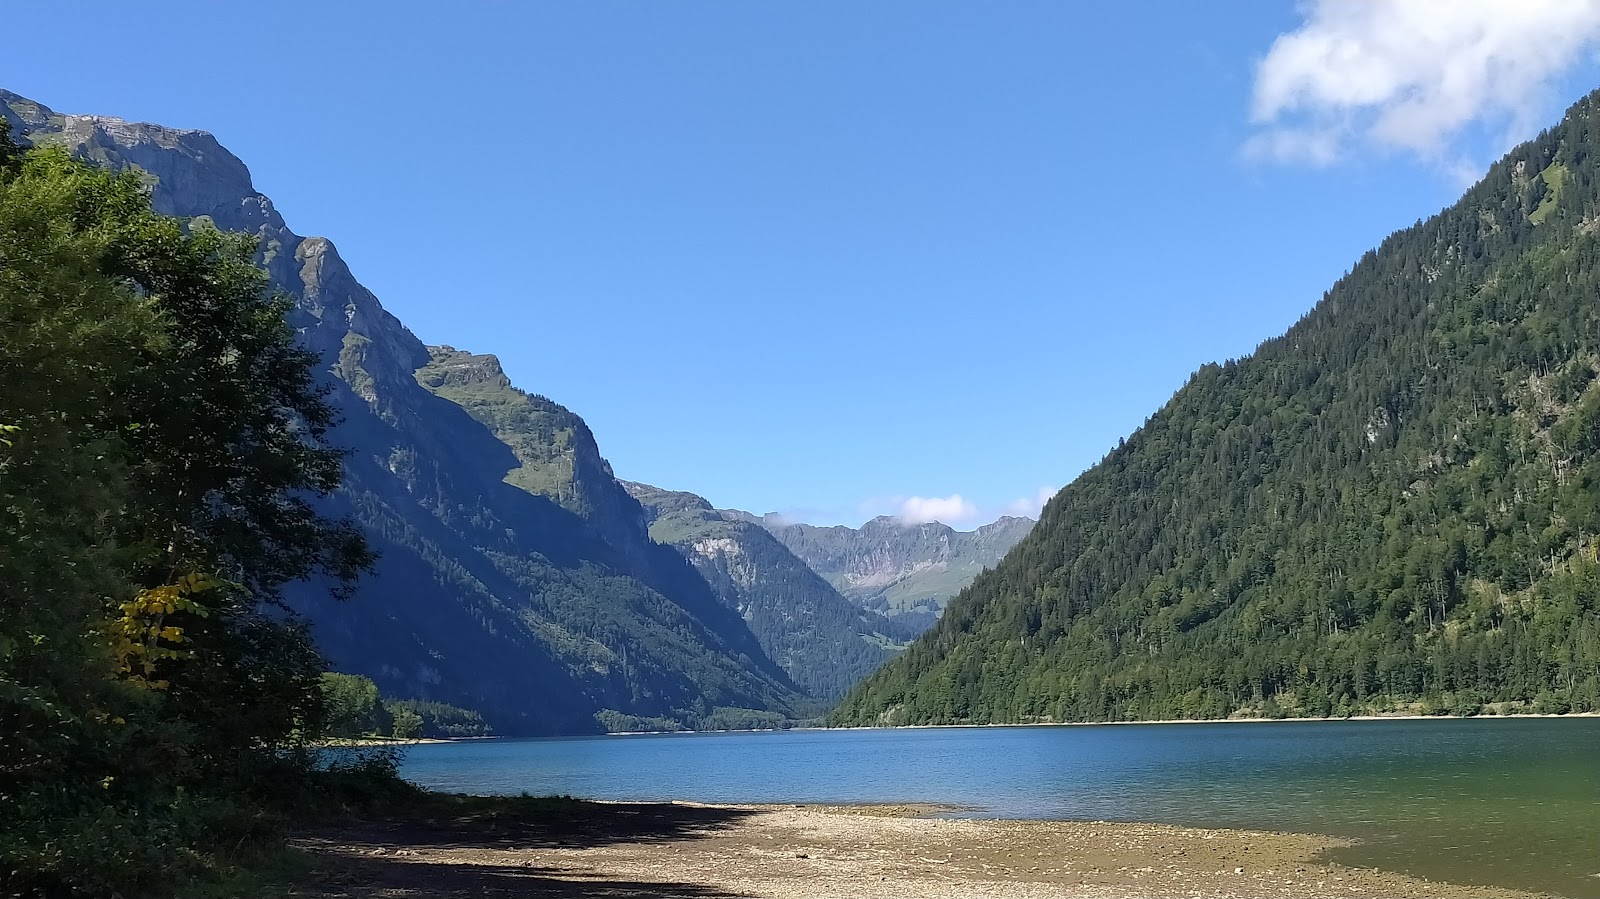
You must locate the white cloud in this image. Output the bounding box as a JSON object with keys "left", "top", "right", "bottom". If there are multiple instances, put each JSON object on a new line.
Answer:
{"left": 824, "top": 488, "right": 1059, "bottom": 528}
{"left": 884, "top": 487, "right": 1058, "bottom": 527}
{"left": 1003, "top": 486, "right": 1058, "bottom": 519}
{"left": 1248, "top": 0, "right": 1600, "bottom": 168}
{"left": 896, "top": 494, "right": 980, "bottom": 526}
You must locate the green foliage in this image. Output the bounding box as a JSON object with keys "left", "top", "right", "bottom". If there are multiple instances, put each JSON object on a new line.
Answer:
{"left": 387, "top": 699, "right": 493, "bottom": 738}
{"left": 696, "top": 706, "right": 795, "bottom": 731}
{"left": 317, "top": 677, "right": 487, "bottom": 740}
{"left": 388, "top": 705, "right": 423, "bottom": 740}
{"left": 0, "top": 131, "right": 371, "bottom": 896}
{"left": 834, "top": 91, "right": 1600, "bottom": 728}
{"left": 320, "top": 673, "right": 390, "bottom": 738}
{"left": 595, "top": 710, "right": 688, "bottom": 733}
{"left": 594, "top": 705, "right": 794, "bottom": 732}
{"left": 1529, "top": 161, "right": 1568, "bottom": 224}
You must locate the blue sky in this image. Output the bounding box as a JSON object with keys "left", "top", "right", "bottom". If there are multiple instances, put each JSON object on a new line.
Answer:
{"left": 5, "top": 2, "right": 1598, "bottom": 527}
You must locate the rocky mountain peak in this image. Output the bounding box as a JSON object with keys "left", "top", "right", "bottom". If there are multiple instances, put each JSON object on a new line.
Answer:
{"left": 622, "top": 482, "right": 715, "bottom": 523}
{"left": 2, "top": 90, "right": 428, "bottom": 410}
{"left": 2, "top": 90, "right": 272, "bottom": 235}
{"left": 418, "top": 346, "right": 513, "bottom": 390}
{"left": 974, "top": 515, "right": 1036, "bottom": 537}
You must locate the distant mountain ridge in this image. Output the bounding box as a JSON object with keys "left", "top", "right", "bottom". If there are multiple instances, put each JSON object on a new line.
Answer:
{"left": 623, "top": 483, "right": 911, "bottom": 700}
{"left": 1, "top": 89, "right": 808, "bottom": 734}
{"left": 755, "top": 514, "right": 1035, "bottom": 632}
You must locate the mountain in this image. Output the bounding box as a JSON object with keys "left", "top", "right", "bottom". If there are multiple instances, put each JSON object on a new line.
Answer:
{"left": 414, "top": 346, "right": 668, "bottom": 577}
{"left": 834, "top": 91, "right": 1600, "bottom": 726}
{"left": 1, "top": 89, "right": 807, "bottom": 735}
{"left": 757, "top": 515, "right": 1035, "bottom": 633}
{"left": 623, "top": 483, "right": 910, "bottom": 701}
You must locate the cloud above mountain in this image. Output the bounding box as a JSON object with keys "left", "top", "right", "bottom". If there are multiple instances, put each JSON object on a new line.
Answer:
{"left": 883, "top": 487, "right": 1056, "bottom": 527}
{"left": 1246, "top": 0, "right": 1600, "bottom": 171}
{"left": 772, "top": 487, "right": 1057, "bottom": 530}
{"left": 896, "top": 494, "right": 980, "bottom": 526}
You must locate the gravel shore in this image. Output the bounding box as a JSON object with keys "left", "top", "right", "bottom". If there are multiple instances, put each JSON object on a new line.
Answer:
{"left": 295, "top": 802, "right": 1548, "bottom": 898}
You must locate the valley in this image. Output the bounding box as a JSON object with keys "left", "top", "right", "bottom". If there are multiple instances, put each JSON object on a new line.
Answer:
{"left": 5, "top": 8, "right": 1599, "bottom": 897}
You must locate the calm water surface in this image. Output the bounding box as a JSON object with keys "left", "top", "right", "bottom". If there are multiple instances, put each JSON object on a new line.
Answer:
{"left": 400, "top": 718, "right": 1600, "bottom": 898}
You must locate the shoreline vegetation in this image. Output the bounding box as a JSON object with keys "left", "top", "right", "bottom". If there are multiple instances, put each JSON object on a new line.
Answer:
{"left": 336, "top": 708, "right": 1600, "bottom": 741}
{"left": 822, "top": 709, "right": 1600, "bottom": 731}
{"left": 304, "top": 709, "right": 1600, "bottom": 751}
{"left": 589, "top": 709, "right": 1600, "bottom": 738}
{"left": 316, "top": 736, "right": 457, "bottom": 747}
{"left": 290, "top": 796, "right": 1547, "bottom": 899}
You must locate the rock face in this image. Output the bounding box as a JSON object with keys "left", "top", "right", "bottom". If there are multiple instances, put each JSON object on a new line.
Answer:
{"left": 756, "top": 514, "right": 1036, "bottom": 633}
{"left": 625, "top": 483, "right": 912, "bottom": 701}
{"left": 2, "top": 89, "right": 804, "bottom": 734}
{"left": 415, "top": 346, "right": 661, "bottom": 574}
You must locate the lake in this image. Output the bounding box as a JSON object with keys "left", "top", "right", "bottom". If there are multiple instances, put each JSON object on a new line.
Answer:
{"left": 399, "top": 717, "right": 1600, "bottom": 898}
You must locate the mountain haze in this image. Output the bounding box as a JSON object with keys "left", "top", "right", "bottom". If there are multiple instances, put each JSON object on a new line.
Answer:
{"left": 835, "top": 91, "right": 1600, "bottom": 726}
{"left": 2, "top": 90, "right": 807, "bottom": 734}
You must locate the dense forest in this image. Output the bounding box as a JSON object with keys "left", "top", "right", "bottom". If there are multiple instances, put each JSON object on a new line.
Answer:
{"left": 318, "top": 673, "right": 493, "bottom": 739}
{"left": 0, "top": 129, "right": 382, "bottom": 895}
{"left": 834, "top": 92, "right": 1600, "bottom": 726}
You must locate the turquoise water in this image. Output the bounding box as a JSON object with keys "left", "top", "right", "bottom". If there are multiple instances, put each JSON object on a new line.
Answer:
{"left": 399, "top": 718, "right": 1600, "bottom": 897}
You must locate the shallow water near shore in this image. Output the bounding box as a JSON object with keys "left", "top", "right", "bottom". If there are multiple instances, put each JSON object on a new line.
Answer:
{"left": 398, "top": 717, "right": 1600, "bottom": 898}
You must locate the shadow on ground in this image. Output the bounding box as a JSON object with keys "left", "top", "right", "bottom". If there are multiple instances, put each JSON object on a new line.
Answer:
{"left": 293, "top": 857, "right": 750, "bottom": 899}
{"left": 303, "top": 798, "right": 759, "bottom": 851}
{"left": 292, "top": 800, "right": 759, "bottom": 898}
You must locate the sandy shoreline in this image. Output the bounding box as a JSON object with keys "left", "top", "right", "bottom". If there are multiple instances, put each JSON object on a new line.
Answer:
{"left": 294, "top": 801, "right": 1548, "bottom": 898}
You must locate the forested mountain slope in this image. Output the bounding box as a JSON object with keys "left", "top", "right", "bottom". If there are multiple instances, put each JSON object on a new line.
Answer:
{"left": 624, "top": 483, "right": 910, "bottom": 700}
{"left": 834, "top": 91, "right": 1600, "bottom": 726}
{"left": 761, "top": 515, "right": 1034, "bottom": 633}
{"left": 1, "top": 89, "right": 804, "bottom": 735}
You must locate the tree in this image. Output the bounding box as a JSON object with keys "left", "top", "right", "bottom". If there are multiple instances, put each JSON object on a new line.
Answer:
{"left": 390, "top": 706, "right": 424, "bottom": 740}
{"left": 0, "top": 131, "right": 373, "bottom": 896}
{"left": 321, "top": 673, "right": 389, "bottom": 738}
